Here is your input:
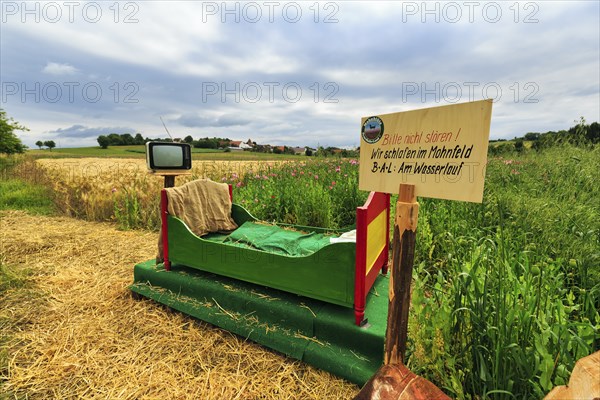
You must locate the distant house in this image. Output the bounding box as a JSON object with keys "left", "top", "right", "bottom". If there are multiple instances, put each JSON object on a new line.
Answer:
{"left": 227, "top": 140, "right": 252, "bottom": 151}
{"left": 305, "top": 147, "right": 316, "bottom": 155}
{"left": 227, "top": 140, "right": 242, "bottom": 151}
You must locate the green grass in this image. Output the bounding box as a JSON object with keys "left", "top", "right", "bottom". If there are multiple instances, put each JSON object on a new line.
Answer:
{"left": 0, "top": 156, "right": 55, "bottom": 215}
{"left": 27, "top": 145, "right": 147, "bottom": 157}
{"left": 0, "top": 178, "right": 55, "bottom": 215}
{"left": 27, "top": 146, "right": 306, "bottom": 161}
{"left": 406, "top": 144, "right": 599, "bottom": 399}
{"left": 0, "top": 260, "right": 30, "bottom": 293}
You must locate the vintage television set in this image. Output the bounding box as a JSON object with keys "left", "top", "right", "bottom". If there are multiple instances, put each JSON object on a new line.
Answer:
{"left": 146, "top": 142, "right": 192, "bottom": 171}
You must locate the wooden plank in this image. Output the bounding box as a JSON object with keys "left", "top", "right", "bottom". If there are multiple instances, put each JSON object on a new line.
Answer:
{"left": 385, "top": 184, "right": 419, "bottom": 365}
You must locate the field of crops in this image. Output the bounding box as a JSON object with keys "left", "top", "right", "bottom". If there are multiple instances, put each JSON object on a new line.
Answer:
{"left": 11, "top": 157, "right": 289, "bottom": 230}
{"left": 3, "top": 143, "right": 599, "bottom": 399}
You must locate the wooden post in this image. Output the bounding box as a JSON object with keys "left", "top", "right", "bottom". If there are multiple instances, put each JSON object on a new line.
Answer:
{"left": 149, "top": 170, "right": 191, "bottom": 188}
{"left": 353, "top": 184, "right": 448, "bottom": 400}
{"left": 385, "top": 183, "right": 419, "bottom": 365}
{"left": 164, "top": 175, "right": 175, "bottom": 188}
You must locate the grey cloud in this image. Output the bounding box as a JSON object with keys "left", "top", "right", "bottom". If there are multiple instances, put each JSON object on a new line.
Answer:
{"left": 175, "top": 113, "right": 252, "bottom": 128}
{"left": 50, "top": 125, "right": 136, "bottom": 138}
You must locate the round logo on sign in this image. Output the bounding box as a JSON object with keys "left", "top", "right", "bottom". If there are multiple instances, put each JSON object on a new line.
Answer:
{"left": 362, "top": 116, "right": 384, "bottom": 144}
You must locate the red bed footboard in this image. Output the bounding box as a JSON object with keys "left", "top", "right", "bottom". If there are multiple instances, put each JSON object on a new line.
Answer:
{"left": 354, "top": 192, "right": 391, "bottom": 326}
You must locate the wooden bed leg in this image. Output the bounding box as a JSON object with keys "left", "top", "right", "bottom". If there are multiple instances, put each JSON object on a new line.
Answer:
{"left": 354, "top": 308, "right": 367, "bottom": 327}
{"left": 160, "top": 189, "right": 171, "bottom": 271}
{"left": 354, "top": 291, "right": 368, "bottom": 326}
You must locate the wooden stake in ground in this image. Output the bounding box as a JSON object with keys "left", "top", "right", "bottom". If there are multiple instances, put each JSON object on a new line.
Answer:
{"left": 385, "top": 183, "right": 419, "bottom": 365}
{"left": 164, "top": 175, "right": 175, "bottom": 188}
{"left": 354, "top": 184, "right": 450, "bottom": 400}
{"left": 149, "top": 170, "right": 192, "bottom": 188}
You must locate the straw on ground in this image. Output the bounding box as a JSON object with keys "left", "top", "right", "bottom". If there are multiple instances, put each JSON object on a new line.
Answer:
{"left": 0, "top": 210, "right": 359, "bottom": 399}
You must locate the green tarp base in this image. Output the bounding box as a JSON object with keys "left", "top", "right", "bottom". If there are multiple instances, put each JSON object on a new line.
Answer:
{"left": 130, "top": 260, "right": 389, "bottom": 386}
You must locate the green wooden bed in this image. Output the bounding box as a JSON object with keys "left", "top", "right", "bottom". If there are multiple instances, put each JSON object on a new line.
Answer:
{"left": 160, "top": 187, "right": 390, "bottom": 326}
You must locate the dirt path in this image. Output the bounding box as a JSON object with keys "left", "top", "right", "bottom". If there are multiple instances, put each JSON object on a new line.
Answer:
{"left": 0, "top": 211, "right": 359, "bottom": 399}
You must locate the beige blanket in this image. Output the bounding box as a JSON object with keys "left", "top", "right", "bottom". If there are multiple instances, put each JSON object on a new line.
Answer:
{"left": 157, "top": 178, "right": 238, "bottom": 261}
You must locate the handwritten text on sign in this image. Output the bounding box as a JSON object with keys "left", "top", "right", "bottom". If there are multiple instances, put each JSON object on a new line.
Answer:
{"left": 359, "top": 100, "right": 493, "bottom": 202}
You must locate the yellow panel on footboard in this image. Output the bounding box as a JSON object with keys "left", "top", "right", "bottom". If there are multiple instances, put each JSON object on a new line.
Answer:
{"left": 366, "top": 210, "right": 387, "bottom": 275}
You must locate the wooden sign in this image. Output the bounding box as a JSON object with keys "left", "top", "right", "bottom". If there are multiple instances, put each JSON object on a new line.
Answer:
{"left": 359, "top": 99, "right": 493, "bottom": 203}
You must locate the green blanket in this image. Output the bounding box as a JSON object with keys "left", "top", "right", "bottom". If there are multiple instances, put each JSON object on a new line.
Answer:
{"left": 205, "top": 222, "right": 335, "bottom": 257}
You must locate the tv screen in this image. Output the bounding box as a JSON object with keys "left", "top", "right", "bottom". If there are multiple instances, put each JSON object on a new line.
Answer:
{"left": 146, "top": 142, "right": 192, "bottom": 170}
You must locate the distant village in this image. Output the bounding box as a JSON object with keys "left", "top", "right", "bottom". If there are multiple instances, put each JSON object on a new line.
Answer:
{"left": 95, "top": 133, "right": 359, "bottom": 157}
{"left": 199, "top": 138, "right": 316, "bottom": 156}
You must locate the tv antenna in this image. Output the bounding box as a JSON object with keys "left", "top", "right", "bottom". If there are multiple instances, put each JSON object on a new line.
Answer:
{"left": 160, "top": 116, "right": 174, "bottom": 141}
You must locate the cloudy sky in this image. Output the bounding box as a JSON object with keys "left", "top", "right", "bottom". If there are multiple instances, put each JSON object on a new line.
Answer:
{"left": 1, "top": 1, "right": 598, "bottom": 149}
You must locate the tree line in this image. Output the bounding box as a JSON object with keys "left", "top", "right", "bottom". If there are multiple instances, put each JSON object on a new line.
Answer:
{"left": 34, "top": 140, "right": 56, "bottom": 150}
{"left": 97, "top": 133, "right": 218, "bottom": 149}
{"left": 488, "top": 118, "right": 599, "bottom": 155}
{"left": 97, "top": 133, "right": 148, "bottom": 148}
